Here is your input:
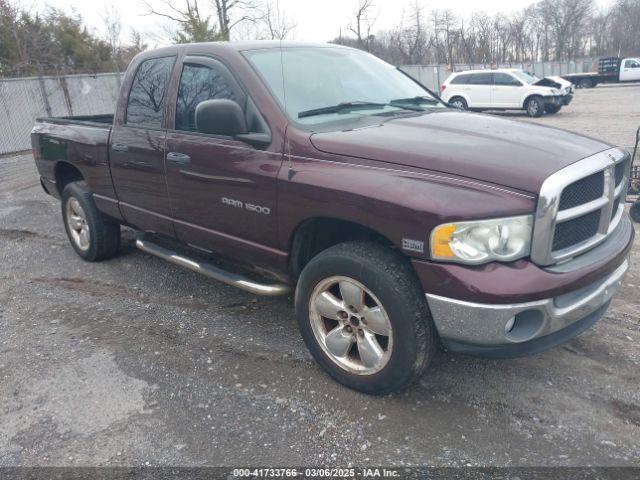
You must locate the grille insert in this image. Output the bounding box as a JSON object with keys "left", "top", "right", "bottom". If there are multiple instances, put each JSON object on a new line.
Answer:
{"left": 558, "top": 171, "right": 604, "bottom": 210}
{"left": 552, "top": 209, "right": 601, "bottom": 251}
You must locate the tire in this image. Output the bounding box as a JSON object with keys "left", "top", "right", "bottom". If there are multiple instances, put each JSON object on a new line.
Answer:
{"left": 631, "top": 201, "right": 640, "bottom": 223}
{"left": 579, "top": 78, "right": 594, "bottom": 89}
{"left": 61, "top": 181, "right": 120, "bottom": 261}
{"left": 294, "top": 241, "right": 437, "bottom": 394}
{"left": 544, "top": 104, "right": 562, "bottom": 114}
{"left": 525, "top": 96, "right": 544, "bottom": 117}
{"left": 448, "top": 97, "right": 468, "bottom": 110}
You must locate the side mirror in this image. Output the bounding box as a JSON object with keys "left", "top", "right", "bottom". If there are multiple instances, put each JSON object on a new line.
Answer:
{"left": 195, "top": 99, "right": 247, "bottom": 136}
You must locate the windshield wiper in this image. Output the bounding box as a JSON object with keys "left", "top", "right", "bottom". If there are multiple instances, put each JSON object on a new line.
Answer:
{"left": 298, "top": 101, "right": 389, "bottom": 119}
{"left": 390, "top": 95, "right": 439, "bottom": 107}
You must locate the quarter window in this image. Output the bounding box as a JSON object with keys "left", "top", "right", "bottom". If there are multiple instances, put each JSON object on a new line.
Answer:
{"left": 175, "top": 64, "right": 240, "bottom": 132}
{"left": 126, "top": 56, "right": 175, "bottom": 128}
{"left": 451, "top": 74, "right": 470, "bottom": 84}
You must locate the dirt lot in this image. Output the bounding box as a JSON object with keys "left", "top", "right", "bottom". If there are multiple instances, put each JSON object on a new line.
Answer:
{"left": 1, "top": 83, "right": 639, "bottom": 468}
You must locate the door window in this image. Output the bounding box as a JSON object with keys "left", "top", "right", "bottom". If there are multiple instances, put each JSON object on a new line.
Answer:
{"left": 468, "top": 73, "right": 493, "bottom": 85}
{"left": 175, "top": 63, "right": 240, "bottom": 132}
{"left": 126, "top": 56, "right": 175, "bottom": 128}
{"left": 493, "top": 73, "right": 521, "bottom": 86}
{"left": 624, "top": 59, "right": 640, "bottom": 68}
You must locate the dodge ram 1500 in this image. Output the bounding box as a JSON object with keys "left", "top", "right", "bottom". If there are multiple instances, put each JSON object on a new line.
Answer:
{"left": 31, "top": 42, "right": 634, "bottom": 394}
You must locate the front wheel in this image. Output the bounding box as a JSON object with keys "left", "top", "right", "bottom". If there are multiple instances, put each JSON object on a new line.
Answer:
{"left": 526, "top": 97, "right": 544, "bottom": 117}
{"left": 62, "top": 181, "right": 121, "bottom": 261}
{"left": 295, "top": 242, "right": 437, "bottom": 394}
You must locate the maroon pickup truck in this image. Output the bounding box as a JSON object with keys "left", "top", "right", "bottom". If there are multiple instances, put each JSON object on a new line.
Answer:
{"left": 31, "top": 41, "right": 634, "bottom": 394}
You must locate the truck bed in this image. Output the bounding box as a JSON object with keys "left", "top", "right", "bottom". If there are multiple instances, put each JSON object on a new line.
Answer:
{"left": 31, "top": 114, "right": 114, "bottom": 202}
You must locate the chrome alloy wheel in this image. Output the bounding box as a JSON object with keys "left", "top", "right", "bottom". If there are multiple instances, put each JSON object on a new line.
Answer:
{"left": 66, "top": 197, "right": 90, "bottom": 251}
{"left": 309, "top": 276, "right": 393, "bottom": 375}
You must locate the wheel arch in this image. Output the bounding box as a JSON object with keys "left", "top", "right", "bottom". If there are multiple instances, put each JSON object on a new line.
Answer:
{"left": 522, "top": 93, "right": 543, "bottom": 109}
{"left": 288, "top": 216, "right": 395, "bottom": 280}
{"left": 54, "top": 161, "right": 84, "bottom": 196}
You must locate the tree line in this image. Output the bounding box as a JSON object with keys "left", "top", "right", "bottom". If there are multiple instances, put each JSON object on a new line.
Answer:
{"left": 1, "top": 0, "right": 639, "bottom": 78}
{"left": 336, "top": 0, "right": 640, "bottom": 66}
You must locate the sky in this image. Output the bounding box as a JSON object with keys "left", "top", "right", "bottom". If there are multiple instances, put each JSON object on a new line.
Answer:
{"left": 36, "top": 0, "right": 614, "bottom": 46}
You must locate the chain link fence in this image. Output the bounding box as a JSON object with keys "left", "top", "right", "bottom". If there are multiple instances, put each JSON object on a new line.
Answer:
{"left": 0, "top": 73, "right": 123, "bottom": 156}
{"left": 0, "top": 60, "right": 597, "bottom": 156}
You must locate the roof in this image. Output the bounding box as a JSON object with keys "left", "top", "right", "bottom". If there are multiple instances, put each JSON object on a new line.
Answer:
{"left": 451, "top": 68, "right": 525, "bottom": 76}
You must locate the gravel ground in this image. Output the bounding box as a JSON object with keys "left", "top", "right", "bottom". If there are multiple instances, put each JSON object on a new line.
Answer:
{"left": 0, "top": 83, "right": 639, "bottom": 468}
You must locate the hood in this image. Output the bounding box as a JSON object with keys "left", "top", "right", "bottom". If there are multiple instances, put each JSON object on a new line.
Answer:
{"left": 533, "top": 76, "right": 573, "bottom": 92}
{"left": 309, "top": 110, "right": 610, "bottom": 193}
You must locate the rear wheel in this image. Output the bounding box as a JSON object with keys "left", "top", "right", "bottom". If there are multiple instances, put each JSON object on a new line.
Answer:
{"left": 579, "top": 78, "right": 595, "bottom": 89}
{"left": 62, "top": 181, "right": 120, "bottom": 261}
{"left": 448, "top": 97, "right": 468, "bottom": 110}
{"left": 295, "top": 242, "right": 437, "bottom": 394}
{"left": 544, "top": 104, "right": 562, "bottom": 114}
{"left": 525, "top": 96, "right": 544, "bottom": 117}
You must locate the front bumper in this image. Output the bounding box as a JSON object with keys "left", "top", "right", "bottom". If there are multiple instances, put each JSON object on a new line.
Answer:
{"left": 417, "top": 214, "right": 634, "bottom": 358}
{"left": 561, "top": 93, "right": 573, "bottom": 105}
{"left": 543, "top": 95, "right": 564, "bottom": 106}
{"left": 426, "top": 258, "right": 628, "bottom": 358}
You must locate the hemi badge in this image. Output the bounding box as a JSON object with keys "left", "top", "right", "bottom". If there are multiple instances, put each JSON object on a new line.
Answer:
{"left": 402, "top": 238, "right": 425, "bottom": 253}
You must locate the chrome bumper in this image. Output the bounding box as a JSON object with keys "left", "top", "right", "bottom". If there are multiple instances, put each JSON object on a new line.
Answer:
{"left": 426, "top": 259, "right": 628, "bottom": 347}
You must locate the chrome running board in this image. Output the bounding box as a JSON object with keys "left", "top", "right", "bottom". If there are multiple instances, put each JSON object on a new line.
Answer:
{"left": 135, "top": 235, "right": 291, "bottom": 297}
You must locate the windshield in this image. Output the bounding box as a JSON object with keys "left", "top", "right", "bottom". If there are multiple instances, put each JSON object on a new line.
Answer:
{"left": 244, "top": 46, "right": 444, "bottom": 125}
{"left": 511, "top": 70, "right": 539, "bottom": 84}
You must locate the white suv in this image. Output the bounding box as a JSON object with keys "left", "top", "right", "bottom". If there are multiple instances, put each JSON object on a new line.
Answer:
{"left": 440, "top": 69, "right": 569, "bottom": 117}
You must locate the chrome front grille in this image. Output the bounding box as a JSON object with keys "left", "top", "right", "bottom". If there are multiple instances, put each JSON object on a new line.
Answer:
{"left": 531, "top": 148, "right": 630, "bottom": 266}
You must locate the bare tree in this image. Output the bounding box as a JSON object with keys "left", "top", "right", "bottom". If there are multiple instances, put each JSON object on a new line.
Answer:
{"left": 211, "top": 0, "right": 260, "bottom": 41}
{"left": 262, "top": 0, "right": 295, "bottom": 40}
{"left": 102, "top": 5, "right": 122, "bottom": 71}
{"left": 348, "top": 0, "right": 377, "bottom": 51}
{"left": 142, "top": 0, "right": 219, "bottom": 43}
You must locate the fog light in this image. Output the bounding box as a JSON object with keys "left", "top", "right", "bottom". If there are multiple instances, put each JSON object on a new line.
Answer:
{"left": 505, "top": 309, "right": 545, "bottom": 343}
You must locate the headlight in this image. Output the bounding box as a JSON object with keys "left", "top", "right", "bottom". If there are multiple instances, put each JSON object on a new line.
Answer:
{"left": 430, "top": 215, "right": 533, "bottom": 265}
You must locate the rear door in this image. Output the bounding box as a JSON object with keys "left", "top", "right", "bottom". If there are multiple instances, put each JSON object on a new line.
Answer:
{"left": 491, "top": 72, "right": 524, "bottom": 108}
{"left": 620, "top": 58, "right": 640, "bottom": 82}
{"left": 466, "top": 73, "right": 493, "bottom": 108}
{"left": 164, "top": 56, "right": 283, "bottom": 263}
{"left": 110, "top": 55, "right": 175, "bottom": 235}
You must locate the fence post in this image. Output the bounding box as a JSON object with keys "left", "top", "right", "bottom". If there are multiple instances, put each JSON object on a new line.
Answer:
{"left": 37, "top": 76, "right": 52, "bottom": 117}
{"left": 59, "top": 76, "right": 74, "bottom": 116}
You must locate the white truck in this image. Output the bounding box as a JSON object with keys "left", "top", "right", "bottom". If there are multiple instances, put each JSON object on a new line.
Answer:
{"left": 562, "top": 57, "right": 640, "bottom": 88}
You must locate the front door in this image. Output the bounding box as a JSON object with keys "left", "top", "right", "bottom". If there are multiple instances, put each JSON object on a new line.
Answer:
{"left": 164, "top": 56, "right": 283, "bottom": 266}
{"left": 491, "top": 72, "right": 523, "bottom": 108}
{"left": 110, "top": 55, "right": 176, "bottom": 236}
{"left": 620, "top": 58, "right": 640, "bottom": 82}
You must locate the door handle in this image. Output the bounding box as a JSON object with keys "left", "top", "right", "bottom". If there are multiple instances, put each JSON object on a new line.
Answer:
{"left": 112, "top": 143, "right": 129, "bottom": 152}
{"left": 167, "top": 152, "right": 191, "bottom": 165}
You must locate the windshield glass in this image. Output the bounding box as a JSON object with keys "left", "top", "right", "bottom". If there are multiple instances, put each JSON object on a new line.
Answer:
{"left": 244, "top": 46, "right": 443, "bottom": 125}
{"left": 511, "top": 70, "right": 539, "bottom": 84}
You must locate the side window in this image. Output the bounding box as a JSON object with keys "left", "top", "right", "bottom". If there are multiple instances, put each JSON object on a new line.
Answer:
{"left": 468, "top": 73, "right": 493, "bottom": 85}
{"left": 624, "top": 59, "right": 640, "bottom": 68}
{"left": 175, "top": 63, "right": 240, "bottom": 132}
{"left": 451, "top": 74, "right": 470, "bottom": 85}
{"left": 126, "top": 56, "right": 175, "bottom": 128}
{"left": 494, "top": 73, "right": 521, "bottom": 86}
